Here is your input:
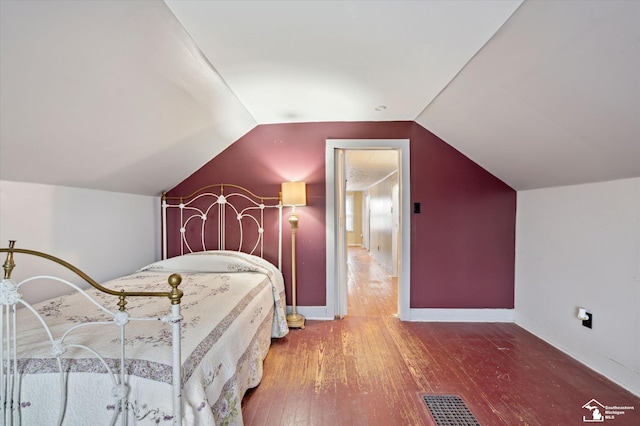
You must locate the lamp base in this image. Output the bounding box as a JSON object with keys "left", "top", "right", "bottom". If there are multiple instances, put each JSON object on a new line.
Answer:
{"left": 286, "top": 312, "right": 306, "bottom": 329}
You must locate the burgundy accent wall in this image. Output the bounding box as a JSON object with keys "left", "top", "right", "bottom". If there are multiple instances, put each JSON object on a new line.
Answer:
{"left": 167, "top": 121, "right": 516, "bottom": 309}
{"left": 409, "top": 124, "right": 516, "bottom": 308}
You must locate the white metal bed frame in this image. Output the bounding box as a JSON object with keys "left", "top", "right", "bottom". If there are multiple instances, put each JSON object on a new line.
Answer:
{"left": 0, "top": 241, "right": 184, "bottom": 425}
{"left": 1, "top": 184, "right": 283, "bottom": 425}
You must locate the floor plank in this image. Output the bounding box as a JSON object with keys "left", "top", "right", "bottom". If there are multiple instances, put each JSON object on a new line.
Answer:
{"left": 243, "top": 247, "right": 640, "bottom": 425}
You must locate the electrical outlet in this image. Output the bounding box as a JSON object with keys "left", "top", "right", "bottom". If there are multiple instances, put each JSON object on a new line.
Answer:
{"left": 582, "top": 312, "right": 593, "bottom": 329}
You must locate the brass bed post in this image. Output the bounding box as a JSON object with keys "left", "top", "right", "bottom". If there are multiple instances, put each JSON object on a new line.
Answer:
{"left": 2, "top": 240, "right": 16, "bottom": 279}
{"left": 1, "top": 240, "right": 18, "bottom": 426}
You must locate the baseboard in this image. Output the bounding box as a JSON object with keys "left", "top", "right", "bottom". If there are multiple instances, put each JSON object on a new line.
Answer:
{"left": 288, "top": 306, "right": 515, "bottom": 322}
{"left": 407, "top": 308, "right": 515, "bottom": 322}
{"left": 286, "top": 305, "right": 333, "bottom": 321}
{"left": 515, "top": 314, "right": 640, "bottom": 397}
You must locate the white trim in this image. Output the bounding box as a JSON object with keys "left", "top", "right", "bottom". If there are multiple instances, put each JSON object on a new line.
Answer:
{"left": 408, "top": 308, "right": 515, "bottom": 322}
{"left": 286, "top": 305, "right": 333, "bottom": 321}
{"left": 325, "top": 139, "right": 411, "bottom": 320}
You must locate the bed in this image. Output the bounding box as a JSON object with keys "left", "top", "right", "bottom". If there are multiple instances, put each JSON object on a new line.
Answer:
{"left": 1, "top": 184, "right": 288, "bottom": 425}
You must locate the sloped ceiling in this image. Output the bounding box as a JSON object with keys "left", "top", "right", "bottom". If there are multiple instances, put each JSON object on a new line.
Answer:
{"left": 0, "top": 0, "right": 256, "bottom": 195}
{"left": 417, "top": 0, "right": 640, "bottom": 190}
{"left": 1, "top": 0, "right": 638, "bottom": 196}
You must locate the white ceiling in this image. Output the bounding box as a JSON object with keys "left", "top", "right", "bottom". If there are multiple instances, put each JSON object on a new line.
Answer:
{"left": 165, "top": 0, "right": 522, "bottom": 124}
{"left": 1, "top": 0, "right": 638, "bottom": 196}
{"left": 346, "top": 150, "right": 399, "bottom": 191}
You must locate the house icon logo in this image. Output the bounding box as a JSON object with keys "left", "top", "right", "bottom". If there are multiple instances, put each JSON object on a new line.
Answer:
{"left": 583, "top": 399, "right": 605, "bottom": 422}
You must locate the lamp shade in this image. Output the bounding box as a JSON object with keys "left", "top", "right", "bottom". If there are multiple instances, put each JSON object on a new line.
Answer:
{"left": 281, "top": 181, "right": 307, "bottom": 206}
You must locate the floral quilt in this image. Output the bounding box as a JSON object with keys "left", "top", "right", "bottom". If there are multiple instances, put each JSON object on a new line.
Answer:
{"left": 8, "top": 251, "right": 288, "bottom": 425}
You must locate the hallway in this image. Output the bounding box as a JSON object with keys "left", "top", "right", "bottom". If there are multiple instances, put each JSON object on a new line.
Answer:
{"left": 346, "top": 246, "right": 398, "bottom": 318}
{"left": 242, "top": 248, "right": 640, "bottom": 425}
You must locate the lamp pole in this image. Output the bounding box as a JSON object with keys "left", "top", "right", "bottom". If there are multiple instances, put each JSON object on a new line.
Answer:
{"left": 286, "top": 206, "right": 305, "bottom": 329}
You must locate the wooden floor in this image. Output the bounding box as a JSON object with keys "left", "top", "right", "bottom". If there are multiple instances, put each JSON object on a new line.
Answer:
{"left": 242, "top": 247, "right": 640, "bottom": 425}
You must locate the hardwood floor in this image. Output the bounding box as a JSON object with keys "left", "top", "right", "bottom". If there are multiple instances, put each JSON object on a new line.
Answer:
{"left": 242, "top": 247, "right": 640, "bottom": 425}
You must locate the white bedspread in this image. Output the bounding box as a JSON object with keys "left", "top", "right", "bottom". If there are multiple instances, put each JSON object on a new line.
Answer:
{"left": 9, "top": 251, "right": 288, "bottom": 425}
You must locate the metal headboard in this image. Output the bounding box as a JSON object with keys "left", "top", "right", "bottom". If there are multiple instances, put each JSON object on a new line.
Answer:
{"left": 161, "top": 184, "right": 283, "bottom": 270}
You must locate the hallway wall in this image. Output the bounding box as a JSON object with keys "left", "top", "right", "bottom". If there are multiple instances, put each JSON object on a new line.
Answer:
{"left": 368, "top": 172, "right": 398, "bottom": 274}
{"left": 346, "top": 191, "right": 363, "bottom": 246}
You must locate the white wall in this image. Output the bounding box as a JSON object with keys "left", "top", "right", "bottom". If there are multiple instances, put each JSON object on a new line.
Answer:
{"left": 515, "top": 177, "right": 640, "bottom": 395}
{"left": 368, "top": 172, "right": 398, "bottom": 275}
{"left": 0, "top": 180, "right": 160, "bottom": 304}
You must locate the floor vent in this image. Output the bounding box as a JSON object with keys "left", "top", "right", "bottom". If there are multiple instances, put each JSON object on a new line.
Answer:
{"left": 423, "top": 395, "right": 480, "bottom": 426}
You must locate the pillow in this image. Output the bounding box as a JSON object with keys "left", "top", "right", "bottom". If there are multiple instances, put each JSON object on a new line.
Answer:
{"left": 137, "top": 251, "right": 268, "bottom": 274}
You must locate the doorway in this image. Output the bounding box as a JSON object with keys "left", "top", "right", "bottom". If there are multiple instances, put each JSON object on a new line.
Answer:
{"left": 325, "top": 139, "right": 410, "bottom": 320}
{"left": 346, "top": 150, "right": 399, "bottom": 276}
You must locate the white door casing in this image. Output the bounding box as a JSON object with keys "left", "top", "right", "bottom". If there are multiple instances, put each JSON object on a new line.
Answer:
{"left": 325, "top": 139, "right": 410, "bottom": 320}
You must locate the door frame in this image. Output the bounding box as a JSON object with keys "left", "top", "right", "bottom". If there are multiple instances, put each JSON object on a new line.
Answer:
{"left": 325, "top": 139, "right": 411, "bottom": 320}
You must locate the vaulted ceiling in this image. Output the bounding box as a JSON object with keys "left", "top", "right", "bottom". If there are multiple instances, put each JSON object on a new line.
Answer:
{"left": 1, "top": 1, "right": 638, "bottom": 196}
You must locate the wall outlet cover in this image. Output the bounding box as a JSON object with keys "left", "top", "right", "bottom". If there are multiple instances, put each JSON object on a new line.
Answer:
{"left": 582, "top": 312, "right": 593, "bottom": 329}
